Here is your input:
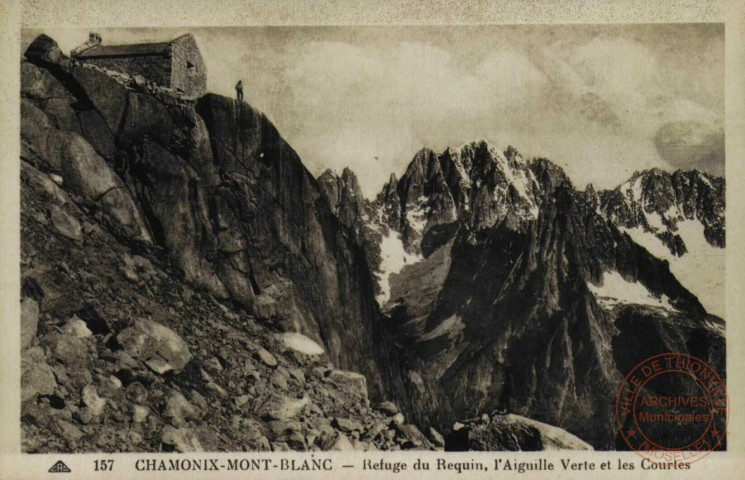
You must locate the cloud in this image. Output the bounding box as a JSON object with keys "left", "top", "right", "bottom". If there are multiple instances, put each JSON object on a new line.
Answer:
{"left": 281, "top": 40, "right": 549, "bottom": 195}
{"left": 654, "top": 121, "right": 724, "bottom": 175}
{"left": 22, "top": 26, "right": 724, "bottom": 195}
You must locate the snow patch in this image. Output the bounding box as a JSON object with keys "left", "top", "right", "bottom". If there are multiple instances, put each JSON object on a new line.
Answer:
{"left": 488, "top": 146, "right": 539, "bottom": 218}
{"left": 375, "top": 231, "right": 423, "bottom": 305}
{"left": 620, "top": 176, "right": 643, "bottom": 203}
{"left": 704, "top": 318, "right": 725, "bottom": 337}
{"left": 622, "top": 220, "right": 724, "bottom": 317}
{"left": 588, "top": 271, "right": 676, "bottom": 311}
{"left": 646, "top": 212, "right": 664, "bottom": 230}
{"left": 698, "top": 172, "right": 713, "bottom": 188}
{"left": 405, "top": 195, "right": 429, "bottom": 236}
{"left": 664, "top": 204, "right": 680, "bottom": 218}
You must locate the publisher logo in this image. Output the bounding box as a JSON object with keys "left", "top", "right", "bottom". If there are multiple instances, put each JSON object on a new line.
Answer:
{"left": 48, "top": 460, "right": 71, "bottom": 473}
{"left": 616, "top": 353, "right": 728, "bottom": 465}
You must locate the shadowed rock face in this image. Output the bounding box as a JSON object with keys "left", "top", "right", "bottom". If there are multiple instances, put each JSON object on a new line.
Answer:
{"left": 21, "top": 34, "right": 725, "bottom": 453}
{"left": 320, "top": 144, "right": 724, "bottom": 449}
{"left": 22, "top": 35, "right": 395, "bottom": 399}
{"left": 21, "top": 34, "right": 434, "bottom": 453}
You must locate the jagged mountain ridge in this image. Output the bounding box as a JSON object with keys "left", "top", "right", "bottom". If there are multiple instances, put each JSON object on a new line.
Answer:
{"left": 319, "top": 141, "right": 725, "bottom": 316}
{"left": 595, "top": 168, "right": 725, "bottom": 316}
{"left": 318, "top": 141, "right": 725, "bottom": 449}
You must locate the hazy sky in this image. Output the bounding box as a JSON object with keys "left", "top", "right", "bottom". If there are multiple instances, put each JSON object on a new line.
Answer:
{"left": 23, "top": 25, "right": 724, "bottom": 197}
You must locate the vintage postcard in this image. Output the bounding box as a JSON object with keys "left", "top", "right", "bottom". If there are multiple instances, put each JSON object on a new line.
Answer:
{"left": 2, "top": 0, "right": 744, "bottom": 478}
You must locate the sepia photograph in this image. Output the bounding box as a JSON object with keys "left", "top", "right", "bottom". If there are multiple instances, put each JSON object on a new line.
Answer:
{"left": 16, "top": 23, "right": 727, "bottom": 456}
{"left": 5, "top": 1, "right": 745, "bottom": 477}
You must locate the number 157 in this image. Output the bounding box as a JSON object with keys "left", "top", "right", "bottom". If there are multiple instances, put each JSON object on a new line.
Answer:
{"left": 94, "top": 460, "right": 114, "bottom": 471}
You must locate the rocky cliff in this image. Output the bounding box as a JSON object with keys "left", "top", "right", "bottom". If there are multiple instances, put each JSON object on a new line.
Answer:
{"left": 20, "top": 34, "right": 433, "bottom": 453}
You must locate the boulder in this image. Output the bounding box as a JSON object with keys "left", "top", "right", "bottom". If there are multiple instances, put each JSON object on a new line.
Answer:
{"left": 203, "top": 356, "right": 223, "bottom": 373}
{"left": 21, "top": 162, "right": 71, "bottom": 206}
{"left": 332, "top": 417, "right": 363, "bottom": 434}
{"left": 280, "top": 332, "right": 324, "bottom": 356}
{"left": 234, "top": 395, "right": 250, "bottom": 409}
{"left": 61, "top": 315, "right": 92, "bottom": 339}
{"left": 81, "top": 385, "right": 106, "bottom": 417}
{"left": 287, "top": 367, "right": 306, "bottom": 387}
{"left": 56, "top": 419, "right": 84, "bottom": 443}
{"left": 54, "top": 131, "right": 120, "bottom": 198}
{"left": 269, "top": 369, "right": 290, "bottom": 391}
{"left": 205, "top": 382, "right": 228, "bottom": 399}
{"left": 43, "top": 331, "right": 88, "bottom": 367}
{"left": 428, "top": 426, "right": 446, "bottom": 448}
{"left": 24, "top": 34, "right": 69, "bottom": 68}
{"left": 257, "top": 394, "right": 308, "bottom": 421}
{"left": 268, "top": 420, "right": 302, "bottom": 437}
{"left": 20, "top": 297, "right": 39, "bottom": 349}
{"left": 21, "top": 347, "right": 56, "bottom": 402}
{"left": 48, "top": 205, "right": 82, "bottom": 241}
{"left": 20, "top": 100, "right": 53, "bottom": 162}
{"left": 328, "top": 432, "right": 355, "bottom": 451}
{"left": 125, "top": 382, "right": 148, "bottom": 403}
{"left": 164, "top": 391, "right": 200, "bottom": 427}
{"left": 446, "top": 414, "right": 594, "bottom": 451}
{"left": 21, "top": 61, "right": 73, "bottom": 102}
{"left": 161, "top": 426, "right": 203, "bottom": 452}
{"left": 397, "top": 424, "right": 430, "bottom": 449}
{"left": 132, "top": 405, "right": 149, "bottom": 423}
{"left": 326, "top": 370, "right": 368, "bottom": 403}
{"left": 378, "top": 401, "right": 398, "bottom": 416}
{"left": 116, "top": 319, "right": 192, "bottom": 374}
{"left": 255, "top": 348, "right": 277, "bottom": 368}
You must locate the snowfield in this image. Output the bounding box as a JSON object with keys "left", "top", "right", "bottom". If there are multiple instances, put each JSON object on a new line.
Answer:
{"left": 588, "top": 271, "right": 677, "bottom": 312}
{"left": 375, "top": 230, "right": 423, "bottom": 305}
{"left": 622, "top": 220, "right": 724, "bottom": 317}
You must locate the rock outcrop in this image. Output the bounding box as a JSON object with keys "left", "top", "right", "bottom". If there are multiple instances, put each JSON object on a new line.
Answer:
{"left": 20, "top": 34, "right": 426, "bottom": 453}
{"left": 445, "top": 413, "right": 593, "bottom": 451}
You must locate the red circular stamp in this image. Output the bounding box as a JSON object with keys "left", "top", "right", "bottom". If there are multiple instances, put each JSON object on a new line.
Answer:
{"left": 616, "top": 353, "right": 728, "bottom": 465}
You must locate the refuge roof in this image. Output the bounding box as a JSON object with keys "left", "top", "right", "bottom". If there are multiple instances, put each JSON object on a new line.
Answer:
{"left": 74, "top": 41, "right": 171, "bottom": 58}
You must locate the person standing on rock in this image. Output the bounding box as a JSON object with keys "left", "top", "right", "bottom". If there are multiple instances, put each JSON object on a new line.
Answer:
{"left": 235, "top": 80, "right": 243, "bottom": 101}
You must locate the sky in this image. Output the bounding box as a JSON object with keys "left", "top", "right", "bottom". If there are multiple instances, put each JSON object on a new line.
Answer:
{"left": 23, "top": 25, "right": 724, "bottom": 198}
